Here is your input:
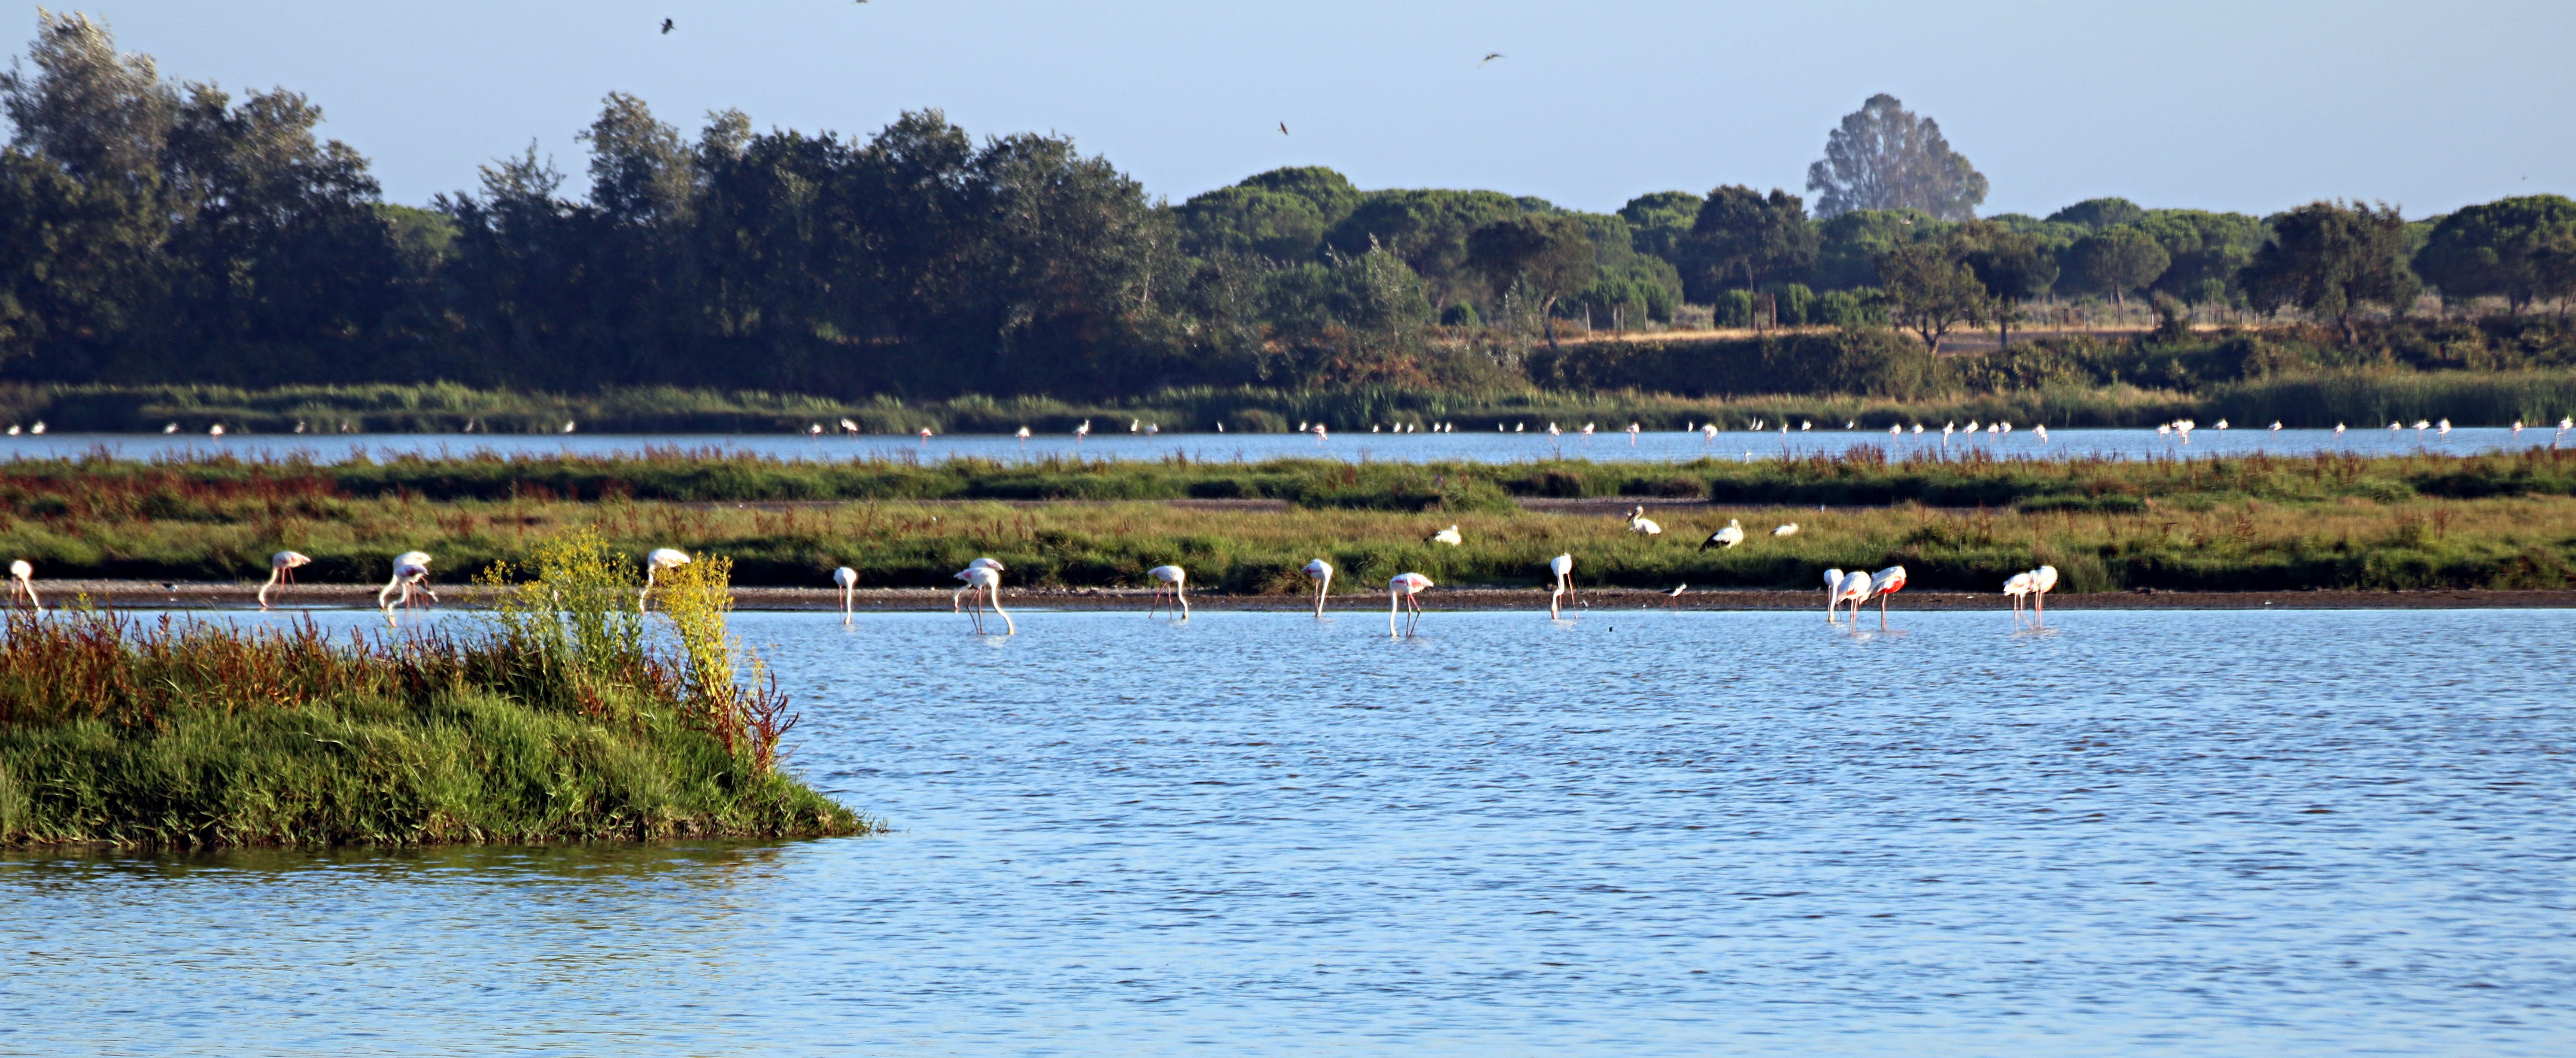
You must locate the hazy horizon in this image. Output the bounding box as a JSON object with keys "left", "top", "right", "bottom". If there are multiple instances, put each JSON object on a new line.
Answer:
{"left": 20, "top": 0, "right": 2576, "bottom": 218}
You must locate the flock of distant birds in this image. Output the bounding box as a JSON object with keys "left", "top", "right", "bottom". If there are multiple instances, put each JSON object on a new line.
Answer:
{"left": 5, "top": 522, "right": 2060, "bottom": 638}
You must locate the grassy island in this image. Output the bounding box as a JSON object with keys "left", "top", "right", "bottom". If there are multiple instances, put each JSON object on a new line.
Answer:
{"left": 0, "top": 533, "right": 870, "bottom": 848}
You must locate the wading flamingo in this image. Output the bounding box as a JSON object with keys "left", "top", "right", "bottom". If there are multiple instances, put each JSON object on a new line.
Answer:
{"left": 953, "top": 557, "right": 1004, "bottom": 611}
{"left": 833, "top": 566, "right": 857, "bottom": 622}
{"left": 1700, "top": 518, "right": 1745, "bottom": 551}
{"left": 2029, "top": 564, "right": 2058, "bottom": 626}
{"left": 641, "top": 548, "right": 690, "bottom": 611}
{"left": 1627, "top": 506, "right": 1663, "bottom": 537}
{"left": 259, "top": 550, "right": 311, "bottom": 609}
{"left": 8, "top": 559, "right": 37, "bottom": 613}
{"left": 959, "top": 562, "right": 1014, "bottom": 635}
{"left": 1830, "top": 569, "right": 1870, "bottom": 624}
{"left": 1303, "top": 558, "right": 1333, "bottom": 617}
{"left": 1147, "top": 564, "right": 1189, "bottom": 619}
{"left": 1863, "top": 565, "right": 1909, "bottom": 629}
{"left": 378, "top": 551, "right": 435, "bottom": 622}
{"left": 1389, "top": 572, "right": 1433, "bottom": 637}
{"left": 2003, "top": 571, "right": 2035, "bottom": 627}
{"left": 1547, "top": 553, "right": 1575, "bottom": 618}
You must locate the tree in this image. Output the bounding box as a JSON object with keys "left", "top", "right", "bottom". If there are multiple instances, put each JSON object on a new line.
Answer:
{"left": 2241, "top": 201, "right": 2421, "bottom": 345}
{"left": 1953, "top": 222, "right": 2057, "bottom": 347}
{"left": 1809, "top": 209, "right": 1945, "bottom": 290}
{"left": 1686, "top": 185, "right": 1817, "bottom": 324}
{"left": 1805, "top": 94, "right": 1987, "bottom": 221}
{"left": 2134, "top": 209, "right": 2265, "bottom": 303}
{"left": 1465, "top": 215, "right": 1595, "bottom": 351}
{"left": 1176, "top": 166, "right": 1358, "bottom": 261}
{"left": 1875, "top": 242, "right": 1990, "bottom": 353}
{"left": 2412, "top": 195, "right": 2576, "bottom": 312}
{"left": 2070, "top": 226, "right": 2169, "bottom": 306}
{"left": 1616, "top": 190, "right": 1701, "bottom": 263}
{"left": 2044, "top": 197, "right": 2142, "bottom": 230}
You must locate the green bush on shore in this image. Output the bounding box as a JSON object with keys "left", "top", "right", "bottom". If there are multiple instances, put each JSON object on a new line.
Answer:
{"left": 0, "top": 532, "right": 871, "bottom": 849}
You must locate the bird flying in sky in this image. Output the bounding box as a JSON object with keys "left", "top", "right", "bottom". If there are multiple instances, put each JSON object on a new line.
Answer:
{"left": 1480, "top": 52, "right": 1504, "bottom": 67}
{"left": 1279, "top": 122, "right": 1289, "bottom": 135}
{"left": 661, "top": 18, "right": 674, "bottom": 34}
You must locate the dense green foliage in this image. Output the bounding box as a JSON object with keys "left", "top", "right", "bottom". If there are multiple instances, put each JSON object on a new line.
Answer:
{"left": 3, "top": 15, "right": 2571, "bottom": 409}
{"left": 0, "top": 534, "right": 866, "bottom": 847}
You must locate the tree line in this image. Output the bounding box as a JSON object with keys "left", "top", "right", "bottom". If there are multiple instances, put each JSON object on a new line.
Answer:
{"left": 2, "top": 15, "right": 2570, "bottom": 400}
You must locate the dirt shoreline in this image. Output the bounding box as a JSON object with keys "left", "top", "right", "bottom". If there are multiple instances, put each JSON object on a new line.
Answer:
{"left": 28, "top": 581, "right": 2576, "bottom": 612}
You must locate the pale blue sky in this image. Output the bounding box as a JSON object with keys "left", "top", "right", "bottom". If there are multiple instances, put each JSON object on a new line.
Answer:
{"left": 25, "top": 1, "right": 2574, "bottom": 218}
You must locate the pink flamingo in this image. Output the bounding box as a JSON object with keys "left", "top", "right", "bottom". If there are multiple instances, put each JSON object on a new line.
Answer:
{"left": 1863, "top": 565, "right": 1909, "bottom": 629}
{"left": 377, "top": 551, "right": 436, "bottom": 624}
{"left": 2002, "top": 571, "right": 2035, "bottom": 627}
{"left": 7, "top": 559, "right": 38, "bottom": 614}
{"left": 957, "top": 562, "right": 1013, "bottom": 635}
{"left": 1829, "top": 569, "right": 1870, "bottom": 624}
{"left": 953, "top": 557, "right": 1002, "bottom": 611}
{"left": 1148, "top": 564, "right": 1189, "bottom": 619}
{"left": 1547, "top": 553, "right": 1576, "bottom": 618}
{"left": 833, "top": 566, "right": 857, "bottom": 623}
{"left": 1303, "top": 558, "right": 1333, "bottom": 617}
{"left": 259, "top": 550, "right": 312, "bottom": 610}
{"left": 1389, "top": 572, "right": 1433, "bottom": 637}
{"left": 2029, "top": 565, "right": 2058, "bottom": 626}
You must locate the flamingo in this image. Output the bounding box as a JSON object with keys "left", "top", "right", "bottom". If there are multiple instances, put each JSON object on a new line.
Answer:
{"left": 2512, "top": 420, "right": 2524, "bottom": 435}
{"left": 1702, "top": 423, "right": 1719, "bottom": 441}
{"left": 1800, "top": 420, "right": 1813, "bottom": 431}
{"left": 1889, "top": 424, "right": 1902, "bottom": 440}
{"left": 378, "top": 551, "right": 436, "bottom": 622}
{"left": 8, "top": 559, "right": 37, "bottom": 613}
{"left": 2335, "top": 423, "right": 2347, "bottom": 437}
{"left": 958, "top": 562, "right": 1014, "bottom": 635}
{"left": 1774, "top": 523, "right": 1799, "bottom": 537}
{"left": 1581, "top": 423, "right": 1596, "bottom": 438}
{"left": 1076, "top": 419, "right": 1092, "bottom": 444}
{"left": 162, "top": 422, "right": 178, "bottom": 434}
{"left": 1829, "top": 569, "right": 1870, "bottom": 624}
{"left": 562, "top": 421, "right": 576, "bottom": 433}
{"left": 2270, "top": 421, "right": 2284, "bottom": 434}
{"left": 640, "top": 548, "right": 690, "bottom": 612}
{"left": 1429, "top": 524, "right": 1464, "bottom": 546}
{"left": 2033, "top": 425, "right": 2049, "bottom": 444}
{"left": 2214, "top": 419, "right": 2229, "bottom": 431}
{"left": 2436, "top": 418, "right": 2451, "bottom": 436}
{"left": 1699, "top": 519, "right": 1744, "bottom": 551}
{"left": 1547, "top": 553, "right": 1574, "bottom": 618}
{"left": 833, "top": 566, "right": 858, "bottom": 622}
{"left": 2030, "top": 564, "right": 2058, "bottom": 626}
{"left": 2003, "top": 571, "right": 2036, "bottom": 627}
{"left": 1016, "top": 426, "right": 1031, "bottom": 444}
{"left": 1942, "top": 422, "right": 1956, "bottom": 444}
{"left": 1147, "top": 564, "right": 1189, "bottom": 619}
{"left": 1912, "top": 423, "right": 1923, "bottom": 435}
{"left": 1863, "top": 565, "right": 1909, "bottom": 629}
{"left": 259, "top": 550, "right": 311, "bottom": 610}
{"left": 806, "top": 424, "right": 823, "bottom": 439}
{"left": 1303, "top": 558, "right": 1333, "bottom": 617}
{"left": 27, "top": 421, "right": 42, "bottom": 434}
{"left": 1626, "top": 422, "right": 1640, "bottom": 445}
{"left": 1388, "top": 572, "right": 1433, "bottom": 637}
{"left": 918, "top": 427, "right": 934, "bottom": 444}
{"left": 1312, "top": 423, "right": 1328, "bottom": 442}
{"left": 952, "top": 557, "right": 1003, "bottom": 611}
{"left": 841, "top": 418, "right": 860, "bottom": 435}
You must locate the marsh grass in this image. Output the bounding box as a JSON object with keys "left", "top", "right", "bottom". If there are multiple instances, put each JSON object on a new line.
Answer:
{"left": 0, "top": 535, "right": 859, "bottom": 848}
{"left": 1, "top": 450, "right": 2571, "bottom": 595}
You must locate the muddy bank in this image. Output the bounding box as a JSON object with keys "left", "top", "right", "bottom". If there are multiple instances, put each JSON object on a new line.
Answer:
{"left": 25, "top": 581, "right": 2576, "bottom": 613}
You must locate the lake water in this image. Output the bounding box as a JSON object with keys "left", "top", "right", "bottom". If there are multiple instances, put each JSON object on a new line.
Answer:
{"left": 5, "top": 607, "right": 2572, "bottom": 1056}
{"left": 3, "top": 424, "right": 2570, "bottom": 465}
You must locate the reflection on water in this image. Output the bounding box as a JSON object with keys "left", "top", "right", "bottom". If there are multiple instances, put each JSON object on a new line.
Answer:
{"left": 2, "top": 426, "right": 2566, "bottom": 465}
{"left": 6, "top": 608, "right": 2572, "bottom": 1056}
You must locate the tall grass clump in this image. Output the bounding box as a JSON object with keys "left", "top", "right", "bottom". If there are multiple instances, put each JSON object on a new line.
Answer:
{"left": 0, "top": 532, "right": 864, "bottom": 848}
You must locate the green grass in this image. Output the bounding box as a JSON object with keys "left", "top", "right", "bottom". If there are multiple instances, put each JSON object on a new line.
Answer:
{"left": 3, "top": 451, "right": 2572, "bottom": 595}
{"left": 0, "top": 533, "right": 871, "bottom": 849}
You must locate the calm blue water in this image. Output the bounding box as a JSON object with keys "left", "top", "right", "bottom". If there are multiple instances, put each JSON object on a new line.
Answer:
{"left": 2, "top": 424, "right": 2569, "bottom": 465}
{"left": 5, "top": 607, "right": 2573, "bottom": 1056}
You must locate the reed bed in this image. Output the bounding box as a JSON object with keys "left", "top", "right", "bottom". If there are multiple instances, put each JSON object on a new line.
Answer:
{"left": 0, "top": 531, "right": 866, "bottom": 848}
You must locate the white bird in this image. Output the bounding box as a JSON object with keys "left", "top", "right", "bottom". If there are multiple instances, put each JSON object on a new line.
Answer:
{"left": 2157, "top": 424, "right": 2171, "bottom": 437}
{"left": 162, "top": 422, "right": 178, "bottom": 434}
{"left": 1800, "top": 420, "right": 1812, "bottom": 431}
{"left": 1581, "top": 423, "right": 1596, "bottom": 436}
{"left": 1547, "top": 553, "right": 1575, "bottom": 619}
{"left": 833, "top": 565, "right": 858, "bottom": 622}
{"left": 2436, "top": 418, "right": 2451, "bottom": 435}
{"left": 3, "top": 425, "right": 17, "bottom": 436}
{"left": 1547, "top": 422, "right": 1562, "bottom": 438}
{"left": 378, "top": 551, "right": 436, "bottom": 622}
{"left": 1075, "top": 420, "right": 1092, "bottom": 442}
{"left": 8, "top": 559, "right": 38, "bottom": 614}
{"left": 1389, "top": 572, "right": 1433, "bottom": 638}
{"left": 27, "top": 421, "right": 43, "bottom": 434}
{"left": 841, "top": 418, "right": 860, "bottom": 435}
{"left": 2389, "top": 421, "right": 2402, "bottom": 432}
{"left": 2270, "top": 421, "right": 2283, "bottom": 433}
{"left": 1889, "top": 424, "right": 1902, "bottom": 438}
{"left": 1773, "top": 523, "right": 1799, "bottom": 537}
{"left": 259, "top": 550, "right": 311, "bottom": 610}
{"left": 806, "top": 424, "right": 823, "bottom": 438}
{"left": 640, "top": 548, "right": 690, "bottom": 612}
{"left": 1664, "top": 583, "right": 1687, "bottom": 607}
{"left": 1430, "top": 524, "right": 1464, "bottom": 547}
{"left": 1845, "top": 420, "right": 1856, "bottom": 429}
{"left": 1912, "top": 423, "right": 1923, "bottom": 435}
{"left": 2029, "top": 564, "right": 2058, "bottom": 626}
{"left": 958, "top": 562, "right": 1013, "bottom": 635}
{"left": 1829, "top": 569, "right": 1869, "bottom": 624}
{"left": 1130, "top": 418, "right": 1142, "bottom": 433}
{"left": 562, "top": 421, "right": 576, "bottom": 433}
{"left": 2512, "top": 420, "right": 2524, "bottom": 435}
{"left": 1626, "top": 423, "right": 1640, "bottom": 445}
{"left": 918, "top": 427, "right": 934, "bottom": 443}
{"left": 2033, "top": 425, "right": 2049, "bottom": 443}
{"left": 1702, "top": 423, "right": 1719, "bottom": 440}
{"left": 1700, "top": 519, "right": 1744, "bottom": 551}
{"left": 1862, "top": 565, "right": 1909, "bottom": 629}
{"left": 1942, "top": 422, "right": 1956, "bottom": 442}
{"left": 2003, "top": 571, "right": 2036, "bottom": 627}
{"left": 1964, "top": 420, "right": 1979, "bottom": 434}
{"left": 1147, "top": 564, "right": 1189, "bottom": 619}
{"left": 2334, "top": 423, "right": 2346, "bottom": 435}
{"left": 208, "top": 424, "right": 225, "bottom": 438}
{"left": 1627, "top": 506, "right": 1663, "bottom": 537}
{"left": 1312, "top": 423, "right": 1328, "bottom": 441}
{"left": 1017, "top": 426, "right": 1031, "bottom": 442}
{"left": 2413, "top": 420, "right": 2430, "bottom": 437}
{"left": 953, "top": 557, "right": 1004, "bottom": 611}
{"left": 1304, "top": 558, "right": 1334, "bottom": 617}
{"left": 2214, "top": 419, "right": 2229, "bottom": 430}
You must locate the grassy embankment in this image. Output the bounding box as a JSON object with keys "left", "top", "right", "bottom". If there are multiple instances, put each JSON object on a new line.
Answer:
{"left": 3, "top": 448, "right": 2572, "bottom": 594}
{"left": 0, "top": 531, "right": 870, "bottom": 848}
